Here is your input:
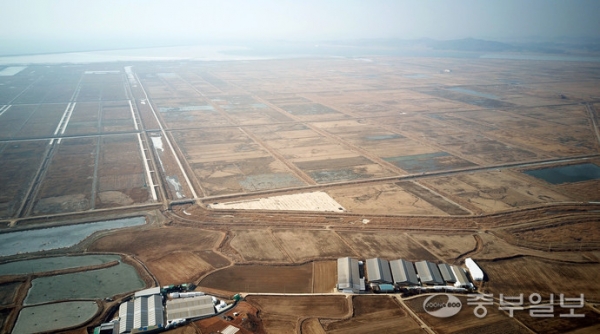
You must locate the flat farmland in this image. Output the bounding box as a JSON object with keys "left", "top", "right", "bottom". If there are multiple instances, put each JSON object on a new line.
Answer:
{"left": 63, "top": 102, "right": 101, "bottom": 135}
{"left": 327, "top": 183, "right": 447, "bottom": 215}
{"left": 409, "top": 233, "right": 477, "bottom": 262}
{"left": 312, "top": 260, "right": 336, "bottom": 293}
{"left": 149, "top": 132, "right": 195, "bottom": 199}
{"left": 215, "top": 95, "right": 294, "bottom": 125}
{"left": 404, "top": 295, "right": 530, "bottom": 334}
{"left": 95, "top": 134, "right": 150, "bottom": 208}
{"left": 250, "top": 123, "right": 394, "bottom": 184}
{"left": 514, "top": 306, "right": 600, "bottom": 334}
{"left": 88, "top": 227, "right": 223, "bottom": 262}
{"left": 418, "top": 170, "right": 572, "bottom": 214}
{"left": 174, "top": 128, "right": 305, "bottom": 195}
{"left": 154, "top": 98, "right": 231, "bottom": 129}
{"left": 33, "top": 137, "right": 97, "bottom": 214}
{"left": 146, "top": 251, "right": 214, "bottom": 285}
{"left": 100, "top": 101, "right": 135, "bottom": 132}
{"left": 322, "top": 296, "right": 423, "bottom": 334}
{"left": 199, "top": 263, "right": 313, "bottom": 293}
{"left": 272, "top": 229, "right": 356, "bottom": 262}
{"left": 482, "top": 256, "right": 600, "bottom": 301}
{"left": 76, "top": 72, "right": 126, "bottom": 102}
{"left": 336, "top": 231, "right": 438, "bottom": 261}
{"left": 0, "top": 140, "right": 48, "bottom": 218}
{"left": 229, "top": 229, "right": 291, "bottom": 262}
{"left": 8, "top": 104, "right": 66, "bottom": 139}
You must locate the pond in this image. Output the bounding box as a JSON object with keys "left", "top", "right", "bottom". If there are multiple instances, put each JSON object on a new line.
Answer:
{"left": 0, "top": 216, "right": 145, "bottom": 257}
{"left": 524, "top": 163, "right": 600, "bottom": 184}
{"left": 12, "top": 301, "right": 98, "bottom": 334}
{"left": 24, "top": 262, "right": 145, "bottom": 305}
{"left": 0, "top": 254, "right": 121, "bottom": 276}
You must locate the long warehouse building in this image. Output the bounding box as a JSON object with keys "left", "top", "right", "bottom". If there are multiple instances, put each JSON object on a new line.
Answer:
{"left": 390, "top": 259, "right": 419, "bottom": 286}
{"left": 119, "top": 294, "right": 164, "bottom": 334}
{"left": 415, "top": 261, "right": 444, "bottom": 286}
{"left": 366, "top": 258, "right": 393, "bottom": 284}
{"left": 337, "top": 257, "right": 361, "bottom": 293}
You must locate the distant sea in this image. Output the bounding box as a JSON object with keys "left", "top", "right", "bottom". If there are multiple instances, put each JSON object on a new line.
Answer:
{"left": 1, "top": 44, "right": 600, "bottom": 65}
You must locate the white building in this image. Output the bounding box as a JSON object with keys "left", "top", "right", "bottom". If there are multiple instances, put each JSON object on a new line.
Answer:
{"left": 465, "top": 258, "right": 484, "bottom": 281}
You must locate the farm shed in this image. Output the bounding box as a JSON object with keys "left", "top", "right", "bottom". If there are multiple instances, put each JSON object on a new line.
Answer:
{"left": 390, "top": 259, "right": 419, "bottom": 286}
{"left": 166, "top": 295, "right": 215, "bottom": 321}
{"left": 366, "top": 258, "right": 393, "bottom": 284}
{"left": 415, "top": 260, "right": 444, "bottom": 285}
{"left": 438, "top": 263, "right": 457, "bottom": 283}
{"left": 465, "top": 258, "right": 484, "bottom": 281}
{"left": 451, "top": 265, "right": 472, "bottom": 288}
{"left": 118, "top": 294, "right": 164, "bottom": 334}
{"left": 337, "top": 257, "right": 361, "bottom": 293}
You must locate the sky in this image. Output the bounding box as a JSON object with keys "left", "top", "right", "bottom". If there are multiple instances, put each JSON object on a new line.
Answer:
{"left": 1, "top": 0, "right": 600, "bottom": 53}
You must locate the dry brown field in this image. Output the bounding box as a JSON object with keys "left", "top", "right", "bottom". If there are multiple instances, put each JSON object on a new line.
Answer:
{"left": 514, "top": 306, "right": 600, "bottom": 334}
{"left": 273, "top": 229, "right": 356, "bottom": 262}
{"left": 336, "top": 231, "right": 438, "bottom": 261}
{"left": 145, "top": 252, "right": 214, "bottom": 285}
{"left": 482, "top": 256, "right": 600, "bottom": 301}
{"left": 404, "top": 295, "right": 530, "bottom": 334}
{"left": 322, "top": 295, "right": 424, "bottom": 334}
{"left": 190, "top": 301, "right": 263, "bottom": 334}
{"left": 312, "top": 260, "right": 336, "bottom": 293}
{"left": 199, "top": 263, "right": 313, "bottom": 293}
{"left": 246, "top": 295, "right": 349, "bottom": 333}
{"left": 409, "top": 233, "right": 477, "bottom": 262}
{"left": 326, "top": 182, "right": 451, "bottom": 215}
{"left": 418, "top": 170, "right": 572, "bottom": 214}
{"left": 229, "top": 229, "right": 291, "bottom": 262}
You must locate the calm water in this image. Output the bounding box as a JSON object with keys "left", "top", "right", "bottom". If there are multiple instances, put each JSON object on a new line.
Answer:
{"left": 0, "top": 254, "right": 121, "bottom": 276}
{"left": 0, "top": 216, "right": 145, "bottom": 257}
{"left": 524, "top": 163, "right": 600, "bottom": 184}
{"left": 12, "top": 301, "right": 99, "bottom": 334}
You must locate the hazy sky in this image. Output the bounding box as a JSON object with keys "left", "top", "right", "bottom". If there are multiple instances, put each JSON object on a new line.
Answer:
{"left": 1, "top": 0, "right": 599, "bottom": 43}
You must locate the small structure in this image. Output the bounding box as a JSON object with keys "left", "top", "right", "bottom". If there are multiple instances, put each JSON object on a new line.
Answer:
{"left": 166, "top": 295, "right": 215, "bottom": 322}
{"left": 94, "top": 320, "right": 120, "bottom": 334}
{"left": 366, "top": 258, "right": 393, "bottom": 284}
{"left": 390, "top": 259, "right": 419, "bottom": 286}
{"left": 438, "top": 263, "right": 457, "bottom": 283}
{"left": 465, "top": 258, "right": 484, "bottom": 281}
{"left": 451, "top": 265, "right": 472, "bottom": 288}
{"left": 415, "top": 261, "right": 444, "bottom": 286}
{"left": 337, "top": 257, "right": 362, "bottom": 293}
{"left": 134, "top": 287, "right": 161, "bottom": 298}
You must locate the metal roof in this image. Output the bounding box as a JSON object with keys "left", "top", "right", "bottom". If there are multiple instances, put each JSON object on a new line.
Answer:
{"left": 135, "top": 287, "right": 161, "bottom": 298}
{"left": 366, "top": 258, "right": 392, "bottom": 284}
{"left": 415, "top": 261, "right": 444, "bottom": 285}
{"left": 438, "top": 263, "right": 457, "bottom": 283}
{"left": 337, "top": 257, "right": 361, "bottom": 293}
{"left": 389, "top": 259, "right": 419, "bottom": 286}
{"left": 119, "top": 301, "right": 134, "bottom": 334}
{"left": 166, "top": 295, "right": 215, "bottom": 321}
{"left": 451, "top": 265, "right": 471, "bottom": 287}
{"left": 133, "top": 295, "right": 164, "bottom": 329}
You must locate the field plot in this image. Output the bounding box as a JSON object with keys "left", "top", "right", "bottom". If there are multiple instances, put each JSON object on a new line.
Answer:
{"left": 312, "top": 261, "right": 336, "bottom": 293}
{"left": 199, "top": 263, "right": 313, "bottom": 293}
{"left": 337, "top": 231, "right": 438, "bottom": 261}
{"left": 63, "top": 102, "right": 100, "bottom": 135}
{"left": 88, "top": 227, "right": 222, "bottom": 262}
{"left": 246, "top": 295, "right": 349, "bottom": 334}
{"left": 100, "top": 101, "right": 135, "bottom": 132}
{"left": 174, "top": 128, "right": 305, "bottom": 195}
{"left": 322, "top": 296, "right": 423, "bottom": 334}
{"left": 440, "top": 109, "right": 598, "bottom": 157}
{"left": 419, "top": 170, "right": 572, "bottom": 214}
{"left": 96, "top": 134, "right": 150, "bottom": 208}
{"left": 9, "top": 104, "right": 67, "bottom": 139}
{"left": 250, "top": 123, "right": 393, "bottom": 184}
{"left": 483, "top": 256, "right": 600, "bottom": 301}
{"left": 77, "top": 71, "right": 126, "bottom": 102}
{"left": 327, "top": 183, "right": 447, "bottom": 215}
{"left": 383, "top": 114, "right": 543, "bottom": 165}
{"left": 229, "top": 229, "right": 290, "bottom": 262}
{"left": 404, "top": 295, "right": 529, "bottom": 334}
{"left": 308, "top": 84, "right": 479, "bottom": 116}
{"left": 155, "top": 99, "right": 231, "bottom": 129}
{"left": 147, "top": 252, "right": 214, "bottom": 285}
{"left": 0, "top": 104, "right": 40, "bottom": 139}
{"left": 0, "top": 140, "right": 48, "bottom": 218}
{"left": 33, "top": 137, "right": 97, "bottom": 214}
{"left": 409, "top": 233, "right": 476, "bottom": 262}
{"left": 514, "top": 306, "right": 600, "bottom": 334}
{"left": 273, "top": 229, "right": 356, "bottom": 262}
{"left": 214, "top": 95, "right": 293, "bottom": 125}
